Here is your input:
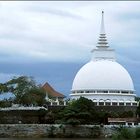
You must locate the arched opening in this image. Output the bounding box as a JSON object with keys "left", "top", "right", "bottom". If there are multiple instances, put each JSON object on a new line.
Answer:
{"left": 105, "top": 99, "right": 111, "bottom": 106}
{"left": 112, "top": 99, "right": 118, "bottom": 106}
{"left": 119, "top": 99, "right": 124, "bottom": 106}
{"left": 99, "top": 99, "right": 104, "bottom": 106}
{"left": 93, "top": 99, "right": 97, "bottom": 105}
{"left": 126, "top": 100, "right": 131, "bottom": 106}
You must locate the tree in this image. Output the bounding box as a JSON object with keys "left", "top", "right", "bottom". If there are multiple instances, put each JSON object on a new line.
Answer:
{"left": 0, "top": 99, "right": 12, "bottom": 108}
{"left": 20, "top": 87, "right": 46, "bottom": 106}
{"left": 0, "top": 83, "right": 9, "bottom": 93}
{"left": 119, "top": 111, "right": 134, "bottom": 118}
{"left": 0, "top": 76, "right": 47, "bottom": 106}
{"left": 135, "top": 97, "right": 140, "bottom": 102}
{"left": 59, "top": 97, "right": 99, "bottom": 125}
{"left": 5, "top": 76, "right": 37, "bottom": 104}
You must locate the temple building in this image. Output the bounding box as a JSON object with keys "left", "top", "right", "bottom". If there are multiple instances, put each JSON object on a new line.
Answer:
{"left": 42, "top": 82, "right": 65, "bottom": 105}
{"left": 70, "top": 11, "right": 137, "bottom": 106}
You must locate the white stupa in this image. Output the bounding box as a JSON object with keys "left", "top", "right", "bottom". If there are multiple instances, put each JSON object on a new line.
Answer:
{"left": 70, "top": 11, "right": 137, "bottom": 106}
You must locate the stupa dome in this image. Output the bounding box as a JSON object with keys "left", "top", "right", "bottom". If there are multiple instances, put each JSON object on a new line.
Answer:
{"left": 72, "top": 60, "right": 134, "bottom": 91}
{"left": 70, "top": 11, "right": 136, "bottom": 106}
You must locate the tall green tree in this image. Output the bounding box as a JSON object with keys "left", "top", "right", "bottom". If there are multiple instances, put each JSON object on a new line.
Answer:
{"left": 0, "top": 76, "right": 46, "bottom": 106}
{"left": 20, "top": 87, "right": 46, "bottom": 106}
{"left": 5, "top": 76, "right": 36, "bottom": 104}
{"left": 0, "top": 83, "right": 9, "bottom": 92}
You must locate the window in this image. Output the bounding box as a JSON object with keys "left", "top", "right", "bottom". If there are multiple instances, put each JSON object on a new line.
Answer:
{"left": 97, "top": 90, "right": 108, "bottom": 93}
{"left": 76, "top": 90, "right": 84, "bottom": 93}
{"left": 126, "top": 103, "right": 131, "bottom": 106}
{"left": 85, "top": 90, "right": 95, "bottom": 93}
{"left": 134, "top": 123, "right": 138, "bottom": 125}
{"left": 103, "top": 90, "right": 108, "bottom": 93}
{"left": 112, "top": 102, "right": 118, "bottom": 106}
{"left": 128, "top": 123, "right": 132, "bottom": 125}
{"left": 105, "top": 102, "right": 111, "bottom": 106}
{"left": 99, "top": 102, "right": 104, "bottom": 106}
{"left": 133, "top": 103, "right": 137, "bottom": 106}
{"left": 109, "top": 90, "right": 120, "bottom": 93}
{"left": 119, "top": 103, "right": 124, "bottom": 106}
{"left": 94, "top": 102, "right": 97, "bottom": 105}
{"left": 121, "top": 91, "right": 129, "bottom": 94}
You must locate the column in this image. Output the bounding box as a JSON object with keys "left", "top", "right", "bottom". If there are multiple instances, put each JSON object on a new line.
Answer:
{"left": 64, "top": 101, "right": 66, "bottom": 106}
{"left": 51, "top": 101, "right": 53, "bottom": 106}
{"left": 57, "top": 101, "right": 59, "bottom": 106}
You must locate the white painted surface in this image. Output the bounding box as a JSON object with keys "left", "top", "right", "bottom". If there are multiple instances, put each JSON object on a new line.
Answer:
{"left": 72, "top": 60, "right": 134, "bottom": 91}
{"left": 70, "top": 12, "right": 135, "bottom": 103}
{"left": 70, "top": 93, "right": 135, "bottom": 102}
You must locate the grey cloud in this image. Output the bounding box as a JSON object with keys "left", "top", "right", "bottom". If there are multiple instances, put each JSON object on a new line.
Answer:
{"left": 0, "top": 61, "right": 85, "bottom": 96}
{"left": 116, "top": 12, "right": 140, "bottom": 21}
{"left": 25, "top": 5, "right": 85, "bottom": 20}
{"left": 0, "top": 2, "right": 140, "bottom": 97}
{"left": 0, "top": 60, "right": 140, "bottom": 97}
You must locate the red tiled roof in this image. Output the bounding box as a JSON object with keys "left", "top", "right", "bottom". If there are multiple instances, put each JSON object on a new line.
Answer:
{"left": 42, "top": 82, "right": 65, "bottom": 98}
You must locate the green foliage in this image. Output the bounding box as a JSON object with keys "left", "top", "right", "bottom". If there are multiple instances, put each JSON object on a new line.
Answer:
{"left": 0, "top": 84, "right": 9, "bottom": 93}
{"left": 59, "top": 97, "right": 100, "bottom": 125}
{"left": 135, "top": 127, "right": 140, "bottom": 138}
{"left": 119, "top": 111, "right": 134, "bottom": 118}
{"left": 45, "top": 107, "right": 65, "bottom": 124}
{"left": 90, "top": 126, "right": 101, "bottom": 138}
{"left": 48, "top": 125, "right": 55, "bottom": 137}
{"left": 121, "top": 128, "right": 135, "bottom": 139}
{"left": 20, "top": 87, "right": 46, "bottom": 106}
{"left": 65, "top": 118, "right": 80, "bottom": 125}
{"left": 45, "top": 111, "right": 56, "bottom": 124}
{"left": 135, "top": 96, "right": 140, "bottom": 101}
{"left": 0, "top": 76, "right": 46, "bottom": 106}
{"left": 5, "top": 76, "right": 36, "bottom": 103}
{"left": 97, "top": 111, "right": 108, "bottom": 124}
{"left": 0, "top": 99, "right": 12, "bottom": 108}
{"left": 112, "top": 127, "right": 136, "bottom": 140}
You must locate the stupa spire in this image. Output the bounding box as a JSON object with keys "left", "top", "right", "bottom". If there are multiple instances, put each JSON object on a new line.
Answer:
{"left": 96, "top": 11, "right": 109, "bottom": 48}
{"left": 91, "top": 11, "right": 115, "bottom": 61}
{"left": 100, "top": 11, "right": 105, "bottom": 34}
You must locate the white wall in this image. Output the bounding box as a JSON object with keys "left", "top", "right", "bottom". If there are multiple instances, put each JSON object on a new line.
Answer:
{"left": 70, "top": 93, "right": 135, "bottom": 102}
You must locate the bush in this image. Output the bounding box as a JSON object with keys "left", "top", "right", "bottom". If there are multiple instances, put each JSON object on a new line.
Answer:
{"left": 90, "top": 126, "right": 101, "bottom": 138}
{"left": 136, "top": 127, "right": 140, "bottom": 138}
{"left": 112, "top": 133, "right": 122, "bottom": 140}
{"left": 120, "top": 128, "right": 135, "bottom": 139}
{"left": 0, "top": 100, "right": 12, "bottom": 108}
{"left": 112, "top": 127, "right": 136, "bottom": 140}
{"left": 48, "top": 125, "right": 55, "bottom": 137}
{"left": 66, "top": 118, "right": 80, "bottom": 125}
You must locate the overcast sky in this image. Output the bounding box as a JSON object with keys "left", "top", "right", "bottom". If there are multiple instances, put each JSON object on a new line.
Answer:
{"left": 0, "top": 1, "right": 140, "bottom": 98}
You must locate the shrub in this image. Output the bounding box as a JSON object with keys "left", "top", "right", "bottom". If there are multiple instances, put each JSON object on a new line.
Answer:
{"left": 66, "top": 118, "right": 80, "bottom": 126}
{"left": 0, "top": 100, "right": 12, "bottom": 108}
{"left": 112, "top": 127, "right": 136, "bottom": 140}
{"left": 48, "top": 125, "right": 55, "bottom": 137}
{"left": 90, "top": 126, "right": 101, "bottom": 138}
{"left": 135, "top": 127, "right": 140, "bottom": 138}
{"left": 120, "top": 128, "right": 135, "bottom": 139}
